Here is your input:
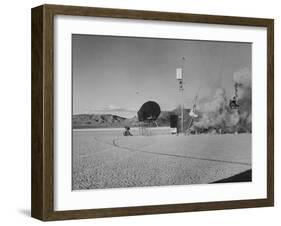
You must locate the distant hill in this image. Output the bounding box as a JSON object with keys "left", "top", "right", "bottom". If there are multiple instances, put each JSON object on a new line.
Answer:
{"left": 72, "top": 114, "right": 134, "bottom": 129}
{"left": 73, "top": 108, "right": 191, "bottom": 129}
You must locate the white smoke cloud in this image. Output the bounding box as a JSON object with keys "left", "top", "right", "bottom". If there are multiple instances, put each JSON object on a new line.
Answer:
{"left": 233, "top": 67, "right": 251, "bottom": 87}
{"left": 191, "top": 67, "right": 252, "bottom": 133}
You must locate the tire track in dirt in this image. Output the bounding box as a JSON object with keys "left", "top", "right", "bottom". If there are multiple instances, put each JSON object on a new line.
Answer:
{"left": 112, "top": 138, "right": 251, "bottom": 167}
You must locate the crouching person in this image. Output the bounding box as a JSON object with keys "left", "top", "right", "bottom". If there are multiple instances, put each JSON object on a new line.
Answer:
{"left": 123, "top": 126, "right": 133, "bottom": 136}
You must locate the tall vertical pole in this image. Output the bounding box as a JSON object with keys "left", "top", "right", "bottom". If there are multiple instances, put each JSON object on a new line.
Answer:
{"left": 176, "top": 57, "right": 185, "bottom": 134}
{"left": 181, "top": 57, "right": 185, "bottom": 133}
{"left": 181, "top": 86, "right": 184, "bottom": 133}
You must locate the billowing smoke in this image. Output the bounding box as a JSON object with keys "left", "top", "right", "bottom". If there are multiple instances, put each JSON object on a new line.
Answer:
{"left": 191, "top": 68, "right": 251, "bottom": 133}
{"left": 233, "top": 67, "right": 252, "bottom": 132}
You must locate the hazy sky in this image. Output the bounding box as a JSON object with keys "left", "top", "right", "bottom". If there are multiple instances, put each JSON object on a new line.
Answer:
{"left": 72, "top": 34, "right": 251, "bottom": 118}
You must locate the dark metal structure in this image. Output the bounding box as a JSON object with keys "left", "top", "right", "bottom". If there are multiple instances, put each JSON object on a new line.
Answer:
{"left": 229, "top": 83, "right": 240, "bottom": 109}
{"left": 137, "top": 101, "right": 161, "bottom": 135}
{"left": 170, "top": 115, "right": 178, "bottom": 128}
{"left": 137, "top": 101, "right": 161, "bottom": 122}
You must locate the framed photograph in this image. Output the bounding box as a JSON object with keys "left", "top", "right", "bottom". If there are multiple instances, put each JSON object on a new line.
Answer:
{"left": 31, "top": 4, "right": 274, "bottom": 221}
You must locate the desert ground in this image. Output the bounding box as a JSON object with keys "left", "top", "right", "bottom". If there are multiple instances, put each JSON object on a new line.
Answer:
{"left": 72, "top": 127, "right": 251, "bottom": 190}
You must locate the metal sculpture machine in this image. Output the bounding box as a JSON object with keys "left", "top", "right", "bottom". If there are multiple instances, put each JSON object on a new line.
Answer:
{"left": 137, "top": 101, "right": 161, "bottom": 136}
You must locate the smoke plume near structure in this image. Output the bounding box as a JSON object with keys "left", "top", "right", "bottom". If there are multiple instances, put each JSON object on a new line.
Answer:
{"left": 192, "top": 68, "right": 252, "bottom": 134}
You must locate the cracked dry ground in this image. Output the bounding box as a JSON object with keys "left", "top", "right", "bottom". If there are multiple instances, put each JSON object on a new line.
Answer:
{"left": 72, "top": 131, "right": 251, "bottom": 190}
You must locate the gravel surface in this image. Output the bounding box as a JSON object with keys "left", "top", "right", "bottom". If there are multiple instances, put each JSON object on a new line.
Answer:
{"left": 72, "top": 129, "right": 251, "bottom": 190}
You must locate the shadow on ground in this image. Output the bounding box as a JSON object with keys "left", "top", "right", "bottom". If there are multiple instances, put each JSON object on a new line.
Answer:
{"left": 18, "top": 209, "right": 30, "bottom": 217}
{"left": 212, "top": 169, "right": 252, "bottom": 183}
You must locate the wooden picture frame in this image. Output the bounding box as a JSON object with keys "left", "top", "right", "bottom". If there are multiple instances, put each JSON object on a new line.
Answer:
{"left": 31, "top": 4, "right": 274, "bottom": 221}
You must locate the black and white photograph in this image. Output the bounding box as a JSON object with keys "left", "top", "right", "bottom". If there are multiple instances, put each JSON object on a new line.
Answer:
{"left": 72, "top": 34, "right": 252, "bottom": 190}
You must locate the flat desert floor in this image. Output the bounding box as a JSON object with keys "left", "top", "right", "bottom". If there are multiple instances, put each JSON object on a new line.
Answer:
{"left": 72, "top": 128, "right": 251, "bottom": 190}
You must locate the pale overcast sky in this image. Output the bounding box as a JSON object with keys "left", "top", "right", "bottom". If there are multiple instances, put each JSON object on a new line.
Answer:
{"left": 72, "top": 34, "right": 251, "bottom": 118}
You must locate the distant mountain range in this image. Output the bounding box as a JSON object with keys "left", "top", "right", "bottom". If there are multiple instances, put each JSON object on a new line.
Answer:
{"left": 73, "top": 108, "right": 191, "bottom": 129}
